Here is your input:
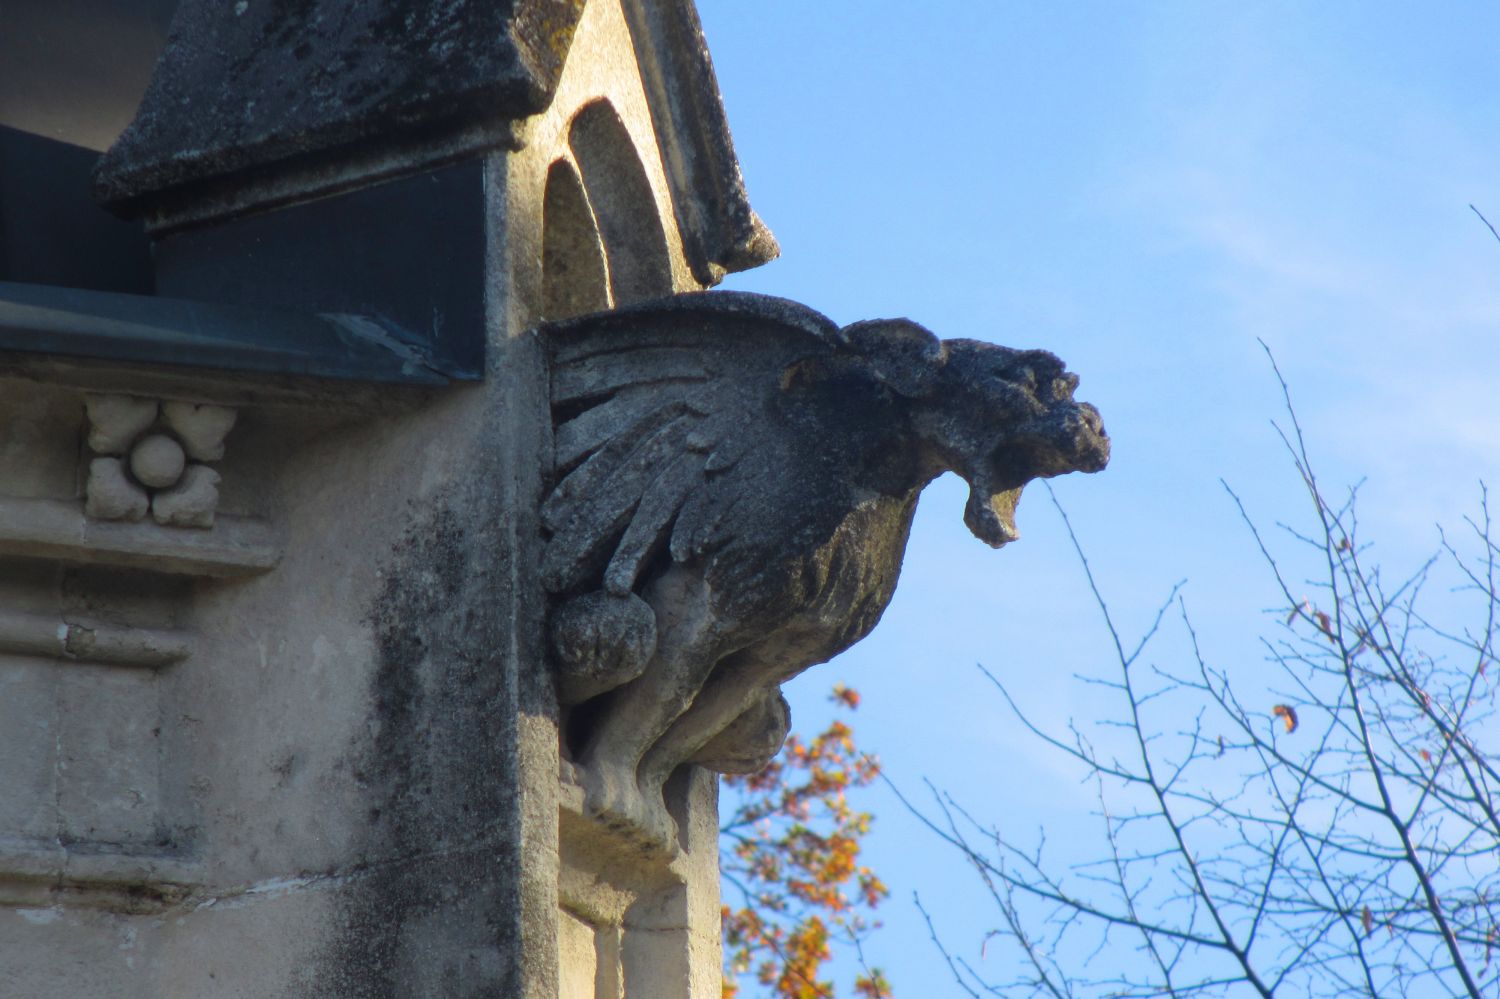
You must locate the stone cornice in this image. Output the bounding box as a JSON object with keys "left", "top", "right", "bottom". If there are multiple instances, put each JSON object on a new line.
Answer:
{"left": 0, "top": 496, "right": 279, "bottom": 579}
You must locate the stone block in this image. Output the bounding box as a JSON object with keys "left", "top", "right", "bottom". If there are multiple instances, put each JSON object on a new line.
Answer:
{"left": 153, "top": 880, "right": 340, "bottom": 998}
{"left": 0, "top": 659, "right": 59, "bottom": 842}
{"left": 0, "top": 905, "right": 159, "bottom": 999}
{"left": 57, "top": 666, "right": 161, "bottom": 846}
{"left": 560, "top": 908, "right": 602, "bottom": 999}
{"left": 0, "top": 380, "right": 85, "bottom": 501}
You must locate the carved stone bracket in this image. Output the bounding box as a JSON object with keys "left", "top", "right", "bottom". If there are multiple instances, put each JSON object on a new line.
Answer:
{"left": 84, "top": 394, "right": 237, "bottom": 528}
{"left": 540, "top": 291, "right": 1110, "bottom": 852}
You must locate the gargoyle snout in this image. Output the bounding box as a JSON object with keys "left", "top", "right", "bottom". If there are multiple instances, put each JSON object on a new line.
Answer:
{"left": 1065, "top": 401, "right": 1110, "bottom": 473}
{"left": 934, "top": 340, "right": 1108, "bottom": 548}
{"left": 961, "top": 397, "right": 1109, "bottom": 550}
{"left": 1005, "top": 393, "right": 1109, "bottom": 479}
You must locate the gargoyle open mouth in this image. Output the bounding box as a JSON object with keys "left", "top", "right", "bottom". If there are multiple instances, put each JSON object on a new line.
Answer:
{"left": 965, "top": 483, "right": 1023, "bottom": 549}
{"left": 963, "top": 403, "right": 1110, "bottom": 549}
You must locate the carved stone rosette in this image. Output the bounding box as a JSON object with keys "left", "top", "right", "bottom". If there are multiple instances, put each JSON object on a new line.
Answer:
{"left": 84, "top": 394, "right": 236, "bottom": 528}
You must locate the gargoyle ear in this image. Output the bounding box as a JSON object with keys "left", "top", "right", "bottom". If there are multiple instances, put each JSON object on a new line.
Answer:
{"left": 838, "top": 319, "right": 944, "bottom": 398}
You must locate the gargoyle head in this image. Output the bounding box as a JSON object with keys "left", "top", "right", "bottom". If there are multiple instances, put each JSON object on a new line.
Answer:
{"left": 928, "top": 339, "right": 1109, "bottom": 547}
{"left": 836, "top": 320, "right": 1110, "bottom": 547}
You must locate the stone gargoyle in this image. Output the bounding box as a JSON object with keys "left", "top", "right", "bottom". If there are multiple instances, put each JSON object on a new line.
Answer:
{"left": 541, "top": 291, "right": 1108, "bottom": 847}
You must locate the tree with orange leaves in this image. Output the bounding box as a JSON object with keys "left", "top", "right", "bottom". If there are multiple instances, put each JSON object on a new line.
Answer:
{"left": 720, "top": 684, "right": 892, "bottom": 999}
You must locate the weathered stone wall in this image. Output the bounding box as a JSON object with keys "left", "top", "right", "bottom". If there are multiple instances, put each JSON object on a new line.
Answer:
{"left": 0, "top": 0, "right": 731, "bottom": 995}
{"left": 0, "top": 353, "right": 532, "bottom": 996}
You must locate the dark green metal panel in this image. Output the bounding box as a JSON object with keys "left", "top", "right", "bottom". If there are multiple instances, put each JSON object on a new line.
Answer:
{"left": 0, "top": 280, "right": 460, "bottom": 385}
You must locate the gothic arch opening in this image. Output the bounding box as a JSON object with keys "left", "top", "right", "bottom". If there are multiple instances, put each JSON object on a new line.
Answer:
{"left": 542, "top": 159, "right": 610, "bottom": 321}
{"left": 568, "top": 99, "right": 673, "bottom": 305}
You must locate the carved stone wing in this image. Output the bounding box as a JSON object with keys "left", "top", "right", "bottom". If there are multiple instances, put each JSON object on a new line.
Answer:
{"left": 540, "top": 292, "right": 842, "bottom": 598}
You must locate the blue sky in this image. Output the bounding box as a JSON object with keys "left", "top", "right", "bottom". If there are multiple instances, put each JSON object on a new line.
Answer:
{"left": 697, "top": 3, "right": 1500, "bottom": 992}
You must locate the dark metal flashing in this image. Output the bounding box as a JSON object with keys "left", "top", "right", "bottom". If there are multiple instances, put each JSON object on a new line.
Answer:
{"left": 152, "top": 160, "right": 488, "bottom": 379}
{"left": 0, "top": 280, "right": 462, "bottom": 386}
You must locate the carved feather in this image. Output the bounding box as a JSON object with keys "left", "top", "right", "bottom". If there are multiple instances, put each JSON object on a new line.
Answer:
{"left": 542, "top": 411, "right": 697, "bottom": 591}
{"left": 604, "top": 450, "right": 705, "bottom": 595}
{"left": 541, "top": 400, "right": 688, "bottom": 530}
{"left": 551, "top": 348, "right": 712, "bottom": 407}
{"left": 541, "top": 293, "right": 847, "bottom": 597}
{"left": 670, "top": 480, "right": 747, "bottom": 564}
{"left": 555, "top": 385, "right": 694, "bottom": 473}
{"left": 551, "top": 325, "right": 725, "bottom": 365}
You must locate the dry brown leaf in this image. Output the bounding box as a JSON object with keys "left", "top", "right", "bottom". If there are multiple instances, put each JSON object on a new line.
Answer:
{"left": 1272, "top": 704, "right": 1298, "bottom": 734}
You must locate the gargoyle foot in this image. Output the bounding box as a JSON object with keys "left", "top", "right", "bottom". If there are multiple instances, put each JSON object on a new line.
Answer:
{"left": 576, "top": 760, "right": 678, "bottom": 854}
{"left": 550, "top": 591, "right": 657, "bottom": 705}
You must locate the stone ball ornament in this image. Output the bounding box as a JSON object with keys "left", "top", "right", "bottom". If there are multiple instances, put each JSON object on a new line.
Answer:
{"left": 83, "top": 395, "right": 237, "bottom": 529}
{"left": 129, "top": 433, "right": 188, "bottom": 489}
{"left": 540, "top": 291, "right": 1110, "bottom": 851}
